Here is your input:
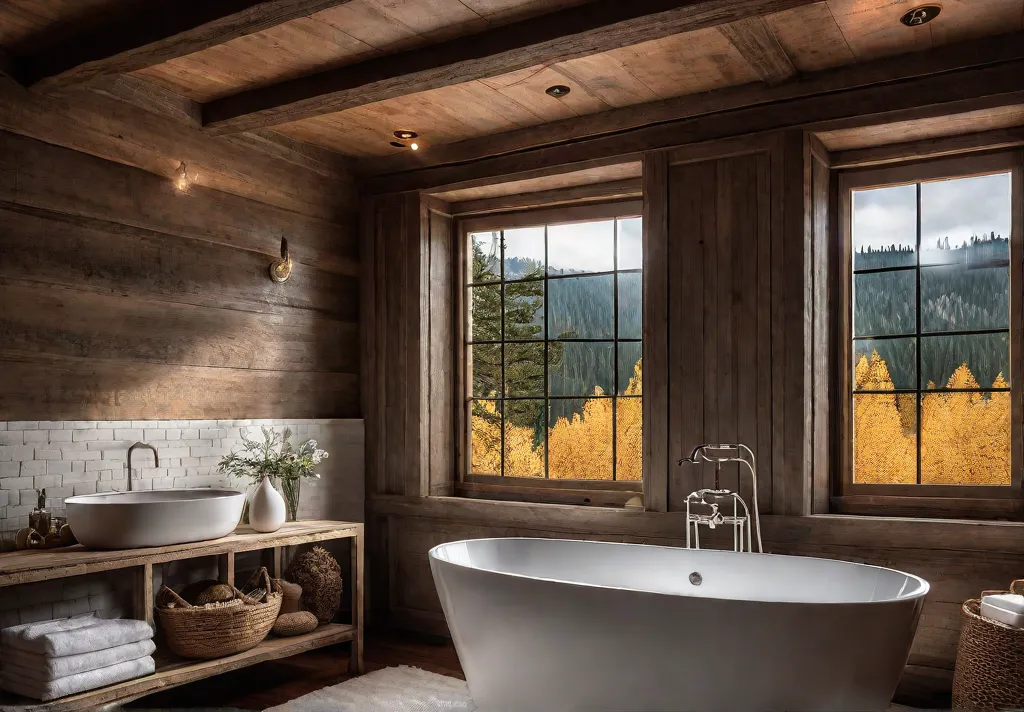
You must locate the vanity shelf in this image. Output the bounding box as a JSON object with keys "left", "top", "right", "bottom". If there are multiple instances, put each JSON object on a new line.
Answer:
{"left": 0, "top": 520, "right": 364, "bottom": 711}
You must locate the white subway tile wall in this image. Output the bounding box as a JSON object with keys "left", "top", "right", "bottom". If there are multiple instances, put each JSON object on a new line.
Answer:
{"left": 0, "top": 419, "right": 364, "bottom": 626}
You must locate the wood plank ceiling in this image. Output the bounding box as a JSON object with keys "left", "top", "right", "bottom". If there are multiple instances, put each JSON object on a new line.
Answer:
{"left": 1, "top": 0, "right": 1022, "bottom": 159}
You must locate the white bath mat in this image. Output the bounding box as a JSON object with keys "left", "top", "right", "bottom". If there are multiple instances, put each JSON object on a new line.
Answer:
{"left": 265, "top": 665, "right": 476, "bottom": 712}
{"left": 263, "top": 665, "right": 944, "bottom": 712}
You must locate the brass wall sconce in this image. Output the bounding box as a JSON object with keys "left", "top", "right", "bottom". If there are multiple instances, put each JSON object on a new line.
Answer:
{"left": 270, "top": 237, "right": 292, "bottom": 283}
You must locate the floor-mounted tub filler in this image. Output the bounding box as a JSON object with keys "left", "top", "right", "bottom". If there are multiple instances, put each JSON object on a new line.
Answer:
{"left": 430, "top": 538, "right": 928, "bottom": 712}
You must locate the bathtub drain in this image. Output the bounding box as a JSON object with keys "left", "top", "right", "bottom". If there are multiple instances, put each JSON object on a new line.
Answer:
{"left": 688, "top": 572, "right": 702, "bottom": 586}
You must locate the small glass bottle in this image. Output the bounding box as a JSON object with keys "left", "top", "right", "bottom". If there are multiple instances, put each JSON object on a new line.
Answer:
{"left": 29, "top": 489, "right": 51, "bottom": 535}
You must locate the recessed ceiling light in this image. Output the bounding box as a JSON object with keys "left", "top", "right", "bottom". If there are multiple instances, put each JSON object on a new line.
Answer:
{"left": 900, "top": 5, "right": 941, "bottom": 26}
{"left": 410, "top": 142, "right": 419, "bottom": 151}
{"left": 393, "top": 130, "right": 418, "bottom": 140}
{"left": 545, "top": 85, "right": 571, "bottom": 98}
{"left": 390, "top": 141, "right": 406, "bottom": 148}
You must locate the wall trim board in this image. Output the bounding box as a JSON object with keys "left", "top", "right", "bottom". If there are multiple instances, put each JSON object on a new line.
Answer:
{"left": 368, "top": 495, "right": 1024, "bottom": 556}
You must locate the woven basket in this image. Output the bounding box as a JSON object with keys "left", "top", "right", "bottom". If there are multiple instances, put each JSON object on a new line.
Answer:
{"left": 156, "top": 568, "right": 282, "bottom": 660}
{"left": 953, "top": 579, "right": 1024, "bottom": 712}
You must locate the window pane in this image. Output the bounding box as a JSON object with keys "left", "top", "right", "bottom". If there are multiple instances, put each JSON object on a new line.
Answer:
{"left": 853, "top": 338, "right": 916, "bottom": 391}
{"left": 921, "top": 391, "right": 1011, "bottom": 485}
{"left": 549, "top": 342, "right": 614, "bottom": 397}
{"left": 549, "top": 274, "right": 614, "bottom": 339}
{"left": 618, "top": 272, "right": 642, "bottom": 339}
{"left": 921, "top": 264, "right": 1009, "bottom": 333}
{"left": 504, "top": 343, "right": 544, "bottom": 397}
{"left": 616, "top": 397, "right": 642, "bottom": 481}
{"left": 852, "top": 393, "right": 917, "bottom": 484}
{"left": 504, "top": 399, "right": 545, "bottom": 478}
{"left": 470, "top": 399, "right": 502, "bottom": 475}
{"left": 548, "top": 220, "right": 614, "bottom": 275}
{"left": 470, "top": 232, "right": 500, "bottom": 282}
{"left": 504, "top": 227, "right": 545, "bottom": 280}
{"left": 853, "top": 270, "right": 915, "bottom": 337}
{"left": 471, "top": 343, "right": 501, "bottom": 398}
{"left": 504, "top": 279, "right": 544, "bottom": 340}
{"left": 469, "top": 284, "right": 501, "bottom": 342}
{"left": 548, "top": 398, "right": 613, "bottom": 480}
{"left": 618, "top": 342, "right": 642, "bottom": 395}
{"left": 852, "top": 184, "right": 917, "bottom": 271}
{"left": 920, "top": 173, "right": 1011, "bottom": 267}
{"left": 921, "top": 333, "right": 1010, "bottom": 390}
{"left": 618, "top": 217, "right": 642, "bottom": 270}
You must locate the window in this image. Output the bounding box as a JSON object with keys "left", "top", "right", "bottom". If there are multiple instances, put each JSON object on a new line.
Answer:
{"left": 460, "top": 204, "right": 643, "bottom": 504}
{"left": 838, "top": 155, "right": 1022, "bottom": 517}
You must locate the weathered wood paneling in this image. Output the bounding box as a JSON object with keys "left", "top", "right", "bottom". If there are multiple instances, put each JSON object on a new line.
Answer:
{"left": 0, "top": 92, "right": 359, "bottom": 420}
{"left": 666, "top": 144, "right": 774, "bottom": 512}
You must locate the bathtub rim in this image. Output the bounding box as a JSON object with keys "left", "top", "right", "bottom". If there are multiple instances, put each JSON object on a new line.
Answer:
{"left": 429, "top": 537, "right": 930, "bottom": 605}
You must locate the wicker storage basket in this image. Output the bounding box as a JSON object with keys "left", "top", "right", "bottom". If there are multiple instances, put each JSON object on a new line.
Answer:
{"left": 156, "top": 568, "right": 282, "bottom": 660}
{"left": 953, "top": 579, "right": 1024, "bottom": 712}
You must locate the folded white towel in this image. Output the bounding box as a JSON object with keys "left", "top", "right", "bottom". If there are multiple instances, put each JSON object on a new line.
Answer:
{"left": 0, "top": 656, "right": 155, "bottom": 701}
{"left": 1, "top": 618, "right": 153, "bottom": 657}
{"left": 0, "top": 615, "right": 96, "bottom": 652}
{"left": 1, "top": 639, "right": 156, "bottom": 681}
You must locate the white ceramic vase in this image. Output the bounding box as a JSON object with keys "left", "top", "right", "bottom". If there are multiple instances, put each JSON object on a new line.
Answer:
{"left": 248, "top": 475, "right": 286, "bottom": 533}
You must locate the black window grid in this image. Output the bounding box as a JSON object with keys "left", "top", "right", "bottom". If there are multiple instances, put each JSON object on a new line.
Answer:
{"left": 467, "top": 220, "right": 641, "bottom": 480}
{"left": 850, "top": 181, "right": 1012, "bottom": 485}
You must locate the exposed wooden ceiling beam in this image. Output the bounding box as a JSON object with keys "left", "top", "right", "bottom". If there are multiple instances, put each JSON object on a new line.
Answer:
{"left": 360, "top": 31, "right": 1024, "bottom": 178}
{"left": 450, "top": 178, "right": 644, "bottom": 216}
{"left": 25, "top": 0, "right": 354, "bottom": 90}
{"left": 201, "top": 0, "right": 825, "bottom": 135}
{"left": 719, "top": 16, "right": 796, "bottom": 86}
{"left": 830, "top": 126, "right": 1024, "bottom": 169}
{"left": 0, "top": 47, "right": 25, "bottom": 85}
{"left": 365, "top": 60, "right": 1024, "bottom": 194}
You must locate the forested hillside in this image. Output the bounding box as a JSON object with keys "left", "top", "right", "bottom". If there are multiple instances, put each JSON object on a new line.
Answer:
{"left": 853, "top": 232, "right": 1010, "bottom": 485}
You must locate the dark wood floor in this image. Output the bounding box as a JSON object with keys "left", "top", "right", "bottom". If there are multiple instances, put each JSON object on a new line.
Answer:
{"left": 129, "top": 629, "right": 948, "bottom": 710}
{"left": 126, "top": 630, "right": 464, "bottom": 710}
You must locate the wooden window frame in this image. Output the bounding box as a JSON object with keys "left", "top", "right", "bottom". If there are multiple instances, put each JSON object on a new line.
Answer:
{"left": 455, "top": 199, "right": 645, "bottom": 507}
{"left": 832, "top": 151, "right": 1024, "bottom": 519}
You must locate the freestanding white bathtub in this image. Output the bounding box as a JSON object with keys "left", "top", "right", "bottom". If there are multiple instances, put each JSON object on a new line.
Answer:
{"left": 429, "top": 538, "right": 928, "bottom": 712}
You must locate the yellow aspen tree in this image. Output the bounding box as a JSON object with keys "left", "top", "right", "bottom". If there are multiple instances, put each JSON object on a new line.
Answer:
{"left": 616, "top": 360, "right": 643, "bottom": 481}
{"left": 853, "top": 352, "right": 916, "bottom": 484}
{"left": 548, "top": 387, "right": 614, "bottom": 480}
{"left": 471, "top": 401, "right": 502, "bottom": 475}
{"left": 921, "top": 366, "right": 1010, "bottom": 484}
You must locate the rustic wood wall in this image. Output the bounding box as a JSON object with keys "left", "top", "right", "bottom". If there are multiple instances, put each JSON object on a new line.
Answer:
{"left": 0, "top": 80, "right": 360, "bottom": 420}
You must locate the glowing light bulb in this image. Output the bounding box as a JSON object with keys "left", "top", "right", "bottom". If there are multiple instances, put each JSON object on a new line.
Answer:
{"left": 174, "top": 162, "right": 192, "bottom": 192}
{"left": 410, "top": 142, "right": 419, "bottom": 151}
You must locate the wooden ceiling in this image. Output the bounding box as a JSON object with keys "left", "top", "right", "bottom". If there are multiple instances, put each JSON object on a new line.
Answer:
{"left": 1, "top": 0, "right": 1023, "bottom": 162}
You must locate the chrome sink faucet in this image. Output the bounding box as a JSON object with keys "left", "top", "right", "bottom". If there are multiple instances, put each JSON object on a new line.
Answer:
{"left": 126, "top": 442, "right": 159, "bottom": 492}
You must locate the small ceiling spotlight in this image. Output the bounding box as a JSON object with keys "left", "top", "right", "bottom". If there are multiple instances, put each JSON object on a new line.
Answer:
{"left": 545, "top": 85, "right": 571, "bottom": 98}
{"left": 900, "top": 5, "right": 941, "bottom": 26}
{"left": 410, "top": 142, "right": 419, "bottom": 151}
{"left": 393, "top": 130, "right": 418, "bottom": 140}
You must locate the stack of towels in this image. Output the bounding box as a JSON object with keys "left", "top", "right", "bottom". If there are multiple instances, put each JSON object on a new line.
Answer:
{"left": 0, "top": 615, "right": 155, "bottom": 701}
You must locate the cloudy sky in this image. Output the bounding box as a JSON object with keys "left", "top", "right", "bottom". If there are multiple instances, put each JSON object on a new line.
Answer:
{"left": 853, "top": 172, "right": 1012, "bottom": 252}
{"left": 475, "top": 216, "right": 643, "bottom": 275}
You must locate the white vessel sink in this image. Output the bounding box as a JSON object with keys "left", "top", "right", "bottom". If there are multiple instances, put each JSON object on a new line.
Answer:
{"left": 65, "top": 489, "right": 246, "bottom": 549}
